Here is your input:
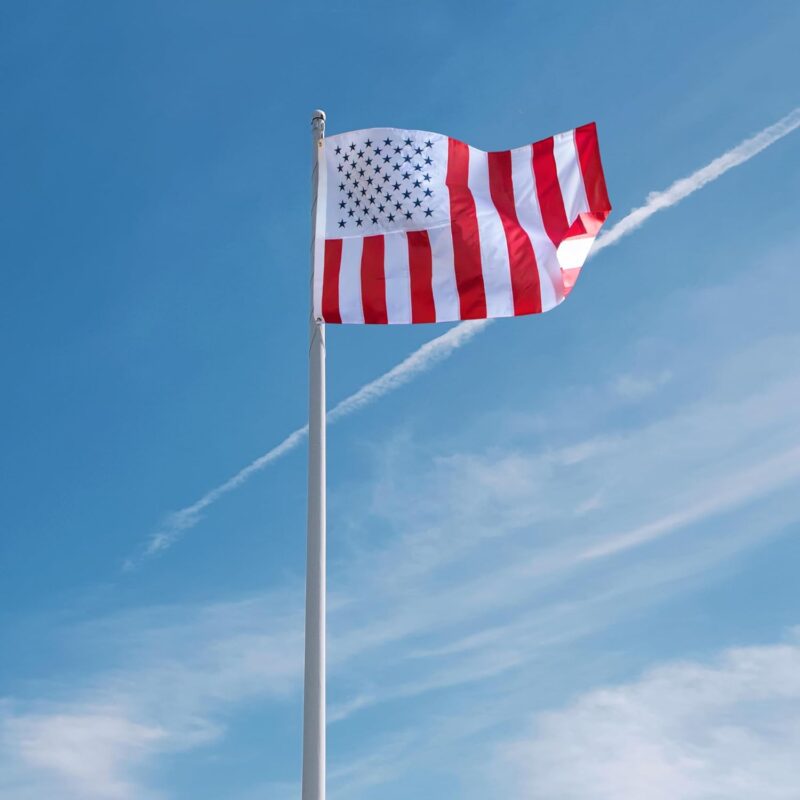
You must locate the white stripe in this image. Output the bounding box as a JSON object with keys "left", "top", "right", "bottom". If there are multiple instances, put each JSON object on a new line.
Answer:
{"left": 338, "top": 237, "right": 364, "bottom": 323}
{"left": 467, "top": 147, "right": 514, "bottom": 319}
{"left": 553, "top": 130, "right": 589, "bottom": 226}
{"left": 510, "top": 146, "right": 561, "bottom": 310}
{"left": 384, "top": 232, "right": 411, "bottom": 324}
{"left": 428, "top": 224, "right": 460, "bottom": 322}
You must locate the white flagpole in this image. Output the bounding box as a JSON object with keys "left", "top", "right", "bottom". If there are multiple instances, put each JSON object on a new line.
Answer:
{"left": 302, "top": 109, "right": 327, "bottom": 800}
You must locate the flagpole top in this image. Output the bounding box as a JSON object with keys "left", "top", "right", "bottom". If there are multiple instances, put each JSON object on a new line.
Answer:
{"left": 311, "top": 109, "right": 326, "bottom": 126}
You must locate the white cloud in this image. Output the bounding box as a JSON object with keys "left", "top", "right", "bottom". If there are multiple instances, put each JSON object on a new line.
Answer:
{"left": 7, "top": 237, "right": 800, "bottom": 798}
{"left": 0, "top": 594, "right": 305, "bottom": 800}
{"left": 6, "top": 301, "right": 800, "bottom": 798}
{"left": 308, "top": 228, "right": 800, "bottom": 729}
{"left": 3, "top": 709, "right": 166, "bottom": 800}
{"left": 578, "top": 441, "right": 800, "bottom": 561}
{"left": 501, "top": 632, "right": 800, "bottom": 799}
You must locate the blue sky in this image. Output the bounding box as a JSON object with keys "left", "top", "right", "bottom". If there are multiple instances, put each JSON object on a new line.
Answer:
{"left": 2, "top": 2, "right": 800, "bottom": 798}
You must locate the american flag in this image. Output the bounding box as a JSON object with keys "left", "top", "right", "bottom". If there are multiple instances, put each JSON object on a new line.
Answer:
{"left": 313, "top": 124, "right": 610, "bottom": 324}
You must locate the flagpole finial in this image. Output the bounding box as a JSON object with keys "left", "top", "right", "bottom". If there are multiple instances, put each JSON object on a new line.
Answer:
{"left": 311, "top": 109, "right": 326, "bottom": 126}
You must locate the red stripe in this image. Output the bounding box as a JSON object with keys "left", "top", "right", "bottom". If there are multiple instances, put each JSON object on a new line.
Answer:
{"left": 446, "top": 138, "right": 487, "bottom": 319}
{"left": 321, "top": 239, "right": 343, "bottom": 324}
{"left": 575, "top": 122, "right": 611, "bottom": 213}
{"left": 360, "top": 235, "right": 388, "bottom": 324}
{"left": 407, "top": 230, "right": 436, "bottom": 323}
{"left": 487, "top": 150, "right": 542, "bottom": 316}
{"left": 532, "top": 137, "right": 570, "bottom": 247}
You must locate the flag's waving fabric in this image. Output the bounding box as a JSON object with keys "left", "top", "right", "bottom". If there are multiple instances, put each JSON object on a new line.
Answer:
{"left": 313, "top": 124, "right": 611, "bottom": 324}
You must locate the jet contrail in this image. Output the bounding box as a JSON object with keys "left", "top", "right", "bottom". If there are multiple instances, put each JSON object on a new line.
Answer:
{"left": 129, "top": 319, "right": 490, "bottom": 565}
{"left": 593, "top": 106, "right": 800, "bottom": 253}
{"left": 128, "top": 108, "right": 800, "bottom": 567}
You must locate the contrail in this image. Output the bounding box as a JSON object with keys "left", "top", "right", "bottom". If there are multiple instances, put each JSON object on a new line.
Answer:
{"left": 594, "top": 106, "right": 800, "bottom": 253}
{"left": 128, "top": 108, "right": 800, "bottom": 567}
{"left": 128, "top": 320, "right": 489, "bottom": 566}
{"left": 327, "top": 319, "right": 491, "bottom": 423}
{"left": 135, "top": 426, "right": 310, "bottom": 562}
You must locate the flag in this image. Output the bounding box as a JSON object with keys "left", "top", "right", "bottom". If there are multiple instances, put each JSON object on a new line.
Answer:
{"left": 312, "top": 124, "right": 611, "bottom": 324}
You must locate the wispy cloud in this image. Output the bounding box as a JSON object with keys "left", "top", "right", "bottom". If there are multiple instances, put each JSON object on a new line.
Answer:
{"left": 322, "top": 334, "right": 800, "bottom": 720}
{"left": 3, "top": 710, "right": 168, "bottom": 800}
{"left": 611, "top": 369, "right": 672, "bottom": 401}
{"left": 130, "top": 107, "right": 800, "bottom": 566}
{"left": 578, "top": 442, "right": 800, "bottom": 561}
{"left": 499, "top": 631, "right": 800, "bottom": 800}
{"left": 8, "top": 247, "right": 800, "bottom": 798}
{"left": 0, "top": 593, "right": 304, "bottom": 800}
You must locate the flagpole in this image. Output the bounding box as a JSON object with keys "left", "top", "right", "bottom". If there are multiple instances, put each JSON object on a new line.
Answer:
{"left": 302, "top": 109, "right": 327, "bottom": 800}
